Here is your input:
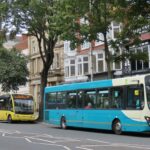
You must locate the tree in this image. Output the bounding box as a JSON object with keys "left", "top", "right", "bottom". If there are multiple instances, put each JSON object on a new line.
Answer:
{"left": 0, "top": 46, "right": 29, "bottom": 92}
{"left": 110, "top": 0, "right": 150, "bottom": 74}
{"left": 59, "top": 0, "right": 150, "bottom": 78}
{"left": 0, "top": 1, "right": 28, "bottom": 92}
{"left": 0, "top": 0, "right": 9, "bottom": 43}
{"left": 4, "top": 0, "right": 63, "bottom": 120}
{"left": 59, "top": 0, "right": 119, "bottom": 79}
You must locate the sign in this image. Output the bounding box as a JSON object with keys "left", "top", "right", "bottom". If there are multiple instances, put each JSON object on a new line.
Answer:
{"left": 134, "top": 90, "right": 139, "bottom": 96}
{"left": 13, "top": 94, "right": 33, "bottom": 100}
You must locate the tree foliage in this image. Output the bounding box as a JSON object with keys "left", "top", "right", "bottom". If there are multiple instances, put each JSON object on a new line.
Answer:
{"left": 4, "top": 0, "right": 63, "bottom": 120}
{"left": 59, "top": 0, "right": 150, "bottom": 77}
{"left": 111, "top": 0, "right": 150, "bottom": 69}
{"left": 0, "top": 0, "right": 9, "bottom": 43}
{"left": 0, "top": 47, "right": 29, "bottom": 92}
{"left": 58, "top": 0, "right": 120, "bottom": 78}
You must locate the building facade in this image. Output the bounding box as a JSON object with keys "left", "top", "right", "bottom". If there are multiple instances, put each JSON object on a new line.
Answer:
{"left": 64, "top": 22, "right": 122, "bottom": 82}
{"left": 29, "top": 36, "right": 64, "bottom": 110}
{"left": 15, "top": 34, "right": 30, "bottom": 94}
{"left": 64, "top": 22, "right": 150, "bottom": 83}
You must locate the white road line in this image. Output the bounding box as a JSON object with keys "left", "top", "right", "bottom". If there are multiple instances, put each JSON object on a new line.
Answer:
{"left": 26, "top": 141, "right": 72, "bottom": 150}
{"left": 25, "top": 138, "right": 32, "bottom": 143}
{"left": 25, "top": 136, "right": 56, "bottom": 143}
{"left": 76, "top": 146, "right": 93, "bottom": 150}
{"left": 87, "top": 139, "right": 110, "bottom": 144}
{"left": 2, "top": 133, "right": 5, "bottom": 136}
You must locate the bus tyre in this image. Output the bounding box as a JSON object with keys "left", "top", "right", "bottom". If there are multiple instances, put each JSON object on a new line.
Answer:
{"left": 7, "top": 115, "right": 12, "bottom": 123}
{"left": 61, "top": 117, "right": 67, "bottom": 129}
{"left": 113, "top": 120, "right": 122, "bottom": 135}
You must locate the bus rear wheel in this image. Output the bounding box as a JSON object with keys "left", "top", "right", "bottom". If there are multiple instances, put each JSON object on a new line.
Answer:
{"left": 60, "top": 117, "right": 67, "bottom": 129}
{"left": 113, "top": 120, "right": 122, "bottom": 135}
{"left": 7, "top": 115, "right": 12, "bottom": 123}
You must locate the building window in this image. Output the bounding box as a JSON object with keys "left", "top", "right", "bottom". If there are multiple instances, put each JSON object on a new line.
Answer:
{"left": 70, "top": 59, "right": 75, "bottom": 76}
{"left": 81, "top": 41, "right": 90, "bottom": 50}
{"left": 92, "top": 52, "right": 105, "bottom": 73}
{"left": 97, "top": 53, "right": 104, "bottom": 72}
{"left": 65, "top": 59, "right": 76, "bottom": 77}
{"left": 130, "top": 45, "right": 149, "bottom": 71}
{"left": 114, "top": 62, "right": 121, "bottom": 70}
{"left": 78, "top": 58, "right": 82, "bottom": 75}
{"left": 83, "top": 57, "right": 89, "bottom": 74}
{"left": 112, "top": 22, "right": 120, "bottom": 39}
{"left": 92, "top": 55, "right": 97, "bottom": 73}
{"left": 77, "top": 56, "right": 89, "bottom": 75}
{"left": 64, "top": 41, "right": 74, "bottom": 52}
{"left": 95, "top": 33, "right": 104, "bottom": 46}
{"left": 110, "top": 48, "right": 121, "bottom": 70}
{"left": 31, "top": 40, "right": 36, "bottom": 54}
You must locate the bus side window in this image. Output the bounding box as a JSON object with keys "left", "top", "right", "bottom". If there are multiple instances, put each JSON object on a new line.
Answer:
{"left": 111, "top": 88, "right": 123, "bottom": 109}
{"left": 97, "top": 90, "right": 109, "bottom": 109}
{"left": 46, "top": 93, "right": 57, "bottom": 109}
{"left": 0, "top": 98, "right": 4, "bottom": 110}
{"left": 66, "top": 92, "right": 77, "bottom": 108}
{"left": 84, "top": 91, "right": 96, "bottom": 109}
{"left": 126, "top": 85, "right": 144, "bottom": 110}
{"left": 57, "top": 92, "right": 67, "bottom": 109}
{"left": 77, "top": 91, "right": 84, "bottom": 108}
{"left": 6, "top": 97, "right": 12, "bottom": 111}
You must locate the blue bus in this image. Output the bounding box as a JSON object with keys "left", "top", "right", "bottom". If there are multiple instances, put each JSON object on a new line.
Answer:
{"left": 44, "top": 74, "right": 150, "bottom": 134}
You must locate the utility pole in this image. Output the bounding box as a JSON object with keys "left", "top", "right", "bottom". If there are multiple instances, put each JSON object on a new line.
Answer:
{"left": 89, "top": 0, "right": 93, "bottom": 82}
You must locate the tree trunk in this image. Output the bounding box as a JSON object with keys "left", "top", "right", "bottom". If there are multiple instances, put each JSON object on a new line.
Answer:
{"left": 38, "top": 67, "right": 49, "bottom": 121}
{"left": 103, "top": 32, "right": 112, "bottom": 79}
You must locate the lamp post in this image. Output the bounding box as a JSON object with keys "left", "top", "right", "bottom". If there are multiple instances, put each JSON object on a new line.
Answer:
{"left": 89, "top": 0, "right": 93, "bottom": 82}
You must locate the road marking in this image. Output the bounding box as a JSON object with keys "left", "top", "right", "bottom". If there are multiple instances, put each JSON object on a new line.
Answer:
{"left": 1, "top": 128, "right": 150, "bottom": 150}
{"left": 25, "top": 140, "right": 72, "bottom": 150}
{"left": 25, "top": 136, "right": 56, "bottom": 143}
{"left": 25, "top": 138, "right": 32, "bottom": 143}
{"left": 87, "top": 138, "right": 110, "bottom": 144}
{"left": 76, "top": 146, "right": 93, "bottom": 150}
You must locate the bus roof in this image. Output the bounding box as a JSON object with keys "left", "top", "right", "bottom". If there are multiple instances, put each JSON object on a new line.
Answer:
{"left": 45, "top": 74, "right": 150, "bottom": 93}
{"left": 45, "top": 79, "right": 112, "bottom": 93}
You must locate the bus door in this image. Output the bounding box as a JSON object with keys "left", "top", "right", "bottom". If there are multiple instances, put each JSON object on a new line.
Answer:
{"left": 124, "top": 85, "right": 144, "bottom": 120}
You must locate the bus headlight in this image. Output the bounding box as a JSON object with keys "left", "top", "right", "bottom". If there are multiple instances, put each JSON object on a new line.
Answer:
{"left": 145, "top": 116, "right": 150, "bottom": 126}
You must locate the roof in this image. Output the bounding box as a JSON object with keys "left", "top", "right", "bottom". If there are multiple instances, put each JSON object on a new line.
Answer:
{"left": 45, "top": 74, "right": 150, "bottom": 93}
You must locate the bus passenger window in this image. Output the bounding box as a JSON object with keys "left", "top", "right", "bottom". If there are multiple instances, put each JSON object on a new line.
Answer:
{"left": 66, "top": 92, "right": 77, "bottom": 108}
{"left": 57, "top": 92, "right": 67, "bottom": 109}
{"left": 111, "top": 88, "right": 123, "bottom": 109}
{"left": 97, "top": 90, "right": 109, "bottom": 109}
{"left": 84, "top": 91, "right": 96, "bottom": 109}
{"left": 77, "top": 91, "right": 84, "bottom": 108}
{"left": 46, "top": 93, "right": 57, "bottom": 109}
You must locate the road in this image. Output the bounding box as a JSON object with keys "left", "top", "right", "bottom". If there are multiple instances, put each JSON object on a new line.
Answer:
{"left": 0, "top": 121, "right": 150, "bottom": 150}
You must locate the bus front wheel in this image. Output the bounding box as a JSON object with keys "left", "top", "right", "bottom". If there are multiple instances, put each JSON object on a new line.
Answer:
{"left": 7, "top": 115, "right": 12, "bottom": 123}
{"left": 112, "top": 120, "right": 122, "bottom": 135}
{"left": 60, "top": 117, "right": 67, "bottom": 129}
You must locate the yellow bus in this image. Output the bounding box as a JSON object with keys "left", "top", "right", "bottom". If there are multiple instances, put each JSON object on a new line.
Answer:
{"left": 0, "top": 94, "right": 38, "bottom": 122}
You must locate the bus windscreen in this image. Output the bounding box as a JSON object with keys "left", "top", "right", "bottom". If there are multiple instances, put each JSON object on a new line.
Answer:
{"left": 13, "top": 95, "right": 34, "bottom": 114}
